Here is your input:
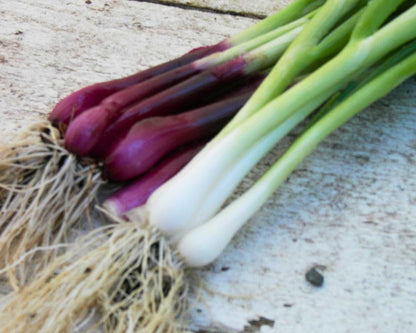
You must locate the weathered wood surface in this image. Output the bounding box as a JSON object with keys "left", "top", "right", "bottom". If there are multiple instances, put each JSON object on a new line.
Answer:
{"left": 1, "top": 1, "right": 416, "bottom": 332}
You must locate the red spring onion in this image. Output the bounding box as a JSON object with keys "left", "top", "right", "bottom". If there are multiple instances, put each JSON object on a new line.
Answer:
{"left": 102, "top": 90, "right": 253, "bottom": 181}
{"left": 48, "top": 43, "right": 228, "bottom": 125}
{"left": 104, "top": 143, "right": 204, "bottom": 216}
{"left": 79, "top": 28, "right": 298, "bottom": 158}
{"left": 61, "top": 17, "right": 309, "bottom": 157}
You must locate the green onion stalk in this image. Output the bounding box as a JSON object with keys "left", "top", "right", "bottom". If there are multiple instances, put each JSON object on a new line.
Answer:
{"left": 149, "top": 0, "right": 415, "bottom": 238}
{"left": 179, "top": 41, "right": 416, "bottom": 267}
{"left": 1, "top": 1, "right": 415, "bottom": 332}
{"left": 148, "top": 0, "right": 369, "bottom": 236}
{"left": 0, "top": 0, "right": 321, "bottom": 289}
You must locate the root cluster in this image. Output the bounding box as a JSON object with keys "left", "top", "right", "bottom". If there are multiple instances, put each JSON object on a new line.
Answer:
{"left": 0, "top": 122, "right": 102, "bottom": 288}
{"left": 0, "top": 220, "right": 188, "bottom": 333}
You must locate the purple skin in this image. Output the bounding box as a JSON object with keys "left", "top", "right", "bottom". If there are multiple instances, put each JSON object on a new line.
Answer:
{"left": 89, "top": 56, "right": 248, "bottom": 159}
{"left": 48, "top": 41, "right": 229, "bottom": 125}
{"left": 104, "top": 143, "right": 204, "bottom": 216}
{"left": 64, "top": 62, "right": 203, "bottom": 156}
{"left": 103, "top": 90, "right": 252, "bottom": 181}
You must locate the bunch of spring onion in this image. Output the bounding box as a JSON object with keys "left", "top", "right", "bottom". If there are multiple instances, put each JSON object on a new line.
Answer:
{"left": 2, "top": 0, "right": 416, "bottom": 331}
{"left": 0, "top": 0, "right": 326, "bottom": 288}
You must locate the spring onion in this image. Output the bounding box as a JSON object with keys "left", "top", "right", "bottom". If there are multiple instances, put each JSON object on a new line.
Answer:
{"left": 0, "top": 0, "right": 320, "bottom": 287}
{"left": 1, "top": 1, "right": 415, "bottom": 332}
{"left": 104, "top": 143, "right": 204, "bottom": 216}
{"left": 67, "top": 24, "right": 304, "bottom": 158}
{"left": 103, "top": 89, "right": 255, "bottom": 181}
{"left": 148, "top": 0, "right": 372, "bottom": 236}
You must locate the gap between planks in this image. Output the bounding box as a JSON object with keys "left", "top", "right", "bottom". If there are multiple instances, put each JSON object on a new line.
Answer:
{"left": 129, "top": 0, "right": 266, "bottom": 19}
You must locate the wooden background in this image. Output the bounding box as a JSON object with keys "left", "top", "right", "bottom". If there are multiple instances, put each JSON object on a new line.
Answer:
{"left": 1, "top": 1, "right": 416, "bottom": 332}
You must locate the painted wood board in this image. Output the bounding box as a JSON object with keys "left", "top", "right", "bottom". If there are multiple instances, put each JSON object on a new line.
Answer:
{"left": 1, "top": 1, "right": 415, "bottom": 332}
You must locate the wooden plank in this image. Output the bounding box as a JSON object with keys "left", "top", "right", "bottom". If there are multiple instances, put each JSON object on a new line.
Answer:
{"left": 1, "top": 1, "right": 416, "bottom": 332}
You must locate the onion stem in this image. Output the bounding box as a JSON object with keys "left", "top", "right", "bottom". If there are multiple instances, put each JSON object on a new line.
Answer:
{"left": 178, "top": 39, "right": 416, "bottom": 267}
{"left": 147, "top": 1, "right": 416, "bottom": 241}
{"left": 220, "top": 0, "right": 367, "bottom": 135}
